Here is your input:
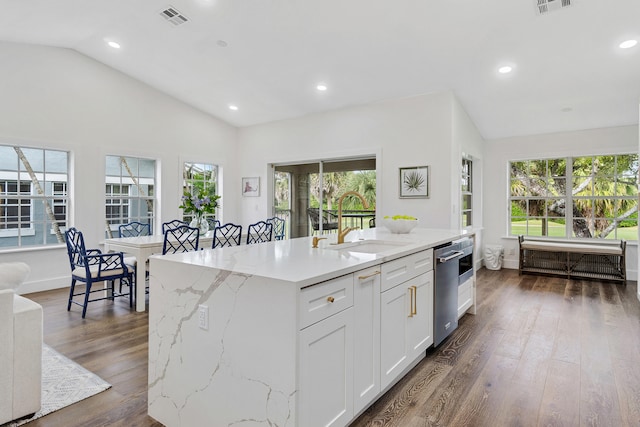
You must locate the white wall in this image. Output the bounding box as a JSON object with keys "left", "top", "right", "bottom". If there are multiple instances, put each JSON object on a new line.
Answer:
{"left": 0, "top": 42, "right": 238, "bottom": 293}
{"left": 237, "top": 91, "right": 470, "bottom": 230}
{"left": 484, "top": 125, "right": 639, "bottom": 279}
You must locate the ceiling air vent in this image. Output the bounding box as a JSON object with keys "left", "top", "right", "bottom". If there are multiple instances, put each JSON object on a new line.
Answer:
{"left": 536, "top": 0, "right": 571, "bottom": 15}
{"left": 159, "top": 6, "right": 189, "bottom": 26}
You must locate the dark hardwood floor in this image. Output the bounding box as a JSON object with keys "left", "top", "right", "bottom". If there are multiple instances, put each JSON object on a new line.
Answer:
{"left": 25, "top": 268, "right": 640, "bottom": 426}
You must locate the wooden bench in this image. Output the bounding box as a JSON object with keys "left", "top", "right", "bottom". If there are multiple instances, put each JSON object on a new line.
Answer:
{"left": 518, "top": 235, "right": 626, "bottom": 283}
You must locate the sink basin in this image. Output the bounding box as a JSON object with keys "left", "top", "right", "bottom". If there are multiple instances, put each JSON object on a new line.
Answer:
{"left": 325, "top": 239, "right": 408, "bottom": 254}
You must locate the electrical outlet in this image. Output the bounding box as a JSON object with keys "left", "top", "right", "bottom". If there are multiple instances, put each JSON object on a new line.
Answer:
{"left": 508, "top": 248, "right": 515, "bottom": 256}
{"left": 198, "top": 305, "right": 208, "bottom": 330}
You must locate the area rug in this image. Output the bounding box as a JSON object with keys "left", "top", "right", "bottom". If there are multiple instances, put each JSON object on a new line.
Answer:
{"left": 2, "top": 344, "right": 111, "bottom": 427}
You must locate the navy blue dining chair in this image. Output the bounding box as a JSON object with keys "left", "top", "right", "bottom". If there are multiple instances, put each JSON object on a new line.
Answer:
{"left": 65, "top": 227, "right": 134, "bottom": 318}
{"left": 206, "top": 217, "right": 221, "bottom": 231}
{"left": 162, "top": 219, "right": 187, "bottom": 234}
{"left": 212, "top": 223, "right": 243, "bottom": 248}
{"left": 266, "top": 217, "right": 285, "bottom": 240}
{"left": 162, "top": 225, "right": 200, "bottom": 254}
{"left": 118, "top": 221, "right": 151, "bottom": 238}
{"left": 246, "top": 220, "right": 273, "bottom": 244}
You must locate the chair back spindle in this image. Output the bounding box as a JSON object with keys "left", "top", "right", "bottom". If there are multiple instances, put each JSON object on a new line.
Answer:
{"left": 212, "top": 223, "right": 243, "bottom": 248}
{"left": 247, "top": 221, "right": 273, "bottom": 244}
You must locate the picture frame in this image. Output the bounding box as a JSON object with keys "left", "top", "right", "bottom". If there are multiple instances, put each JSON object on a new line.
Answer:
{"left": 242, "top": 177, "right": 260, "bottom": 197}
{"left": 399, "top": 166, "right": 429, "bottom": 198}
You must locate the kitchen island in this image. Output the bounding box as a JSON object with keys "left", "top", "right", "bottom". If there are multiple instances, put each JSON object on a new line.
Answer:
{"left": 147, "top": 227, "right": 474, "bottom": 427}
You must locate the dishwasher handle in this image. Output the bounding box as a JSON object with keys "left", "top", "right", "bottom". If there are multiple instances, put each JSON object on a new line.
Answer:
{"left": 437, "top": 250, "right": 464, "bottom": 263}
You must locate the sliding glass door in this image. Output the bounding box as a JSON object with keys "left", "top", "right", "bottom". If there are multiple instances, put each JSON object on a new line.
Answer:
{"left": 273, "top": 157, "right": 376, "bottom": 238}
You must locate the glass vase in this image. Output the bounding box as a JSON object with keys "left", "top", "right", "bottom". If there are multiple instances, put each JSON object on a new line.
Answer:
{"left": 189, "top": 215, "right": 209, "bottom": 235}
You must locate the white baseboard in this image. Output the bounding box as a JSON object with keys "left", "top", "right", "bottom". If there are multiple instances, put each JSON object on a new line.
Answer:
{"left": 17, "top": 276, "right": 68, "bottom": 296}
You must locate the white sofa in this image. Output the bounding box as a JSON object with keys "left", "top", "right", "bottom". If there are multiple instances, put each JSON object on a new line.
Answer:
{"left": 0, "top": 262, "right": 43, "bottom": 424}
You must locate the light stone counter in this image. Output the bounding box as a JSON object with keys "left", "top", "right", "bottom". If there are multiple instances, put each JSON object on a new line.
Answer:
{"left": 147, "top": 227, "right": 471, "bottom": 427}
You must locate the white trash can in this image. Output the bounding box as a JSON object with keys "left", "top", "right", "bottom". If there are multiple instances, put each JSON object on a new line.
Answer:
{"left": 484, "top": 245, "right": 504, "bottom": 270}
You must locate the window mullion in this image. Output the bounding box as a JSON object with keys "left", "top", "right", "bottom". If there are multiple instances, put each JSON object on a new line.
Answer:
{"left": 566, "top": 157, "right": 573, "bottom": 238}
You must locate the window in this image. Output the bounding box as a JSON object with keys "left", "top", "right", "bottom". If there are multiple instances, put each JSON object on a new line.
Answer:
{"left": 52, "top": 182, "right": 67, "bottom": 224}
{"left": 105, "top": 156, "right": 156, "bottom": 237}
{"left": 182, "top": 162, "right": 218, "bottom": 222}
{"left": 105, "top": 184, "right": 130, "bottom": 226}
{"left": 0, "top": 181, "right": 31, "bottom": 230}
{"left": 461, "top": 158, "right": 472, "bottom": 228}
{"left": 0, "top": 145, "right": 69, "bottom": 248}
{"left": 509, "top": 154, "right": 638, "bottom": 240}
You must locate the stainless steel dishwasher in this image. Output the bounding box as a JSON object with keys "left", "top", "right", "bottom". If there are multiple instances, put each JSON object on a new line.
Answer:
{"left": 434, "top": 242, "right": 464, "bottom": 346}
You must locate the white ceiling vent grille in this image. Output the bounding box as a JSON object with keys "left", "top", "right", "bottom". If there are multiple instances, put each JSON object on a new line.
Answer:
{"left": 536, "top": 0, "right": 572, "bottom": 15}
{"left": 160, "top": 6, "right": 189, "bottom": 26}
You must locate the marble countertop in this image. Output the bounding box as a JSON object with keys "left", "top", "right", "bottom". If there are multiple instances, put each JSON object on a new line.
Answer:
{"left": 150, "top": 227, "right": 472, "bottom": 288}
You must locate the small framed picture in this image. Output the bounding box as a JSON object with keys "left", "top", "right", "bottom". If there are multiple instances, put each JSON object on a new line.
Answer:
{"left": 242, "top": 177, "right": 260, "bottom": 197}
{"left": 399, "top": 166, "right": 429, "bottom": 198}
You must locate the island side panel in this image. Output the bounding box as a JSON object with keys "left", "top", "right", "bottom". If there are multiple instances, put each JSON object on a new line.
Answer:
{"left": 148, "top": 257, "right": 299, "bottom": 426}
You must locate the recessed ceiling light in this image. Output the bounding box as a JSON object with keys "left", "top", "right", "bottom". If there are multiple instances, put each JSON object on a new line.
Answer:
{"left": 619, "top": 39, "right": 638, "bottom": 49}
{"left": 107, "top": 41, "right": 121, "bottom": 49}
{"left": 498, "top": 65, "right": 513, "bottom": 74}
{"left": 316, "top": 84, "right": 328, "bottom": 91}
{"left": 228, "top": 105, "right": 238, "bottom": 111}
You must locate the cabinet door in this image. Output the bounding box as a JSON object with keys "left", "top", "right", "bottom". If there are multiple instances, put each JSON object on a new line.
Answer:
{"left": 407, "top": 272, "right": 433, "bottom": 361}
{"left": 299, "top": 307, "right": 354, "bottom": 427}
{"left": 353, "top": 267, "right": 381, "bottom": 414}
{"left": 380, "top": 283, "right": 411, "bottom": 390}
{"left": 380, "top": 272, "right": 433, "bottom": 390}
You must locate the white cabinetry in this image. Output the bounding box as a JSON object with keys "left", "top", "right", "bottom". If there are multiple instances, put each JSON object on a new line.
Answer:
{"left": 380, "top": 250, "right": 434, "bottom": 390}
{"left": 299, "top": 307, "right": 354, "bottom": 427}
{"left": 458, "top": 276, "right": 473, "bottom": 319}
{"left": 380, "top": 272, "right": 433, "bottom": 389}
{"left": 353, "top": 266, "right": 381, "bottom": 414}
{"left": 298, "top": 249, "right": 435, "bottom": 426}
{"left": 298, "top": 274, "right": 355, "bottom": 427}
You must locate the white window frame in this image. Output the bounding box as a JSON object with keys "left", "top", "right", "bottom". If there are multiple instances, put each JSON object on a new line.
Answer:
{"left": 461, "top": 157, "right": 472, "bottom": 230}
{"left": 509, "top": 154, "right": 638, "bottom": 240}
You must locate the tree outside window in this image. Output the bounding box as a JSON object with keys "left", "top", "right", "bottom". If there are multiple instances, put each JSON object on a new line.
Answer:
{"left": 0, "top": 145, "right": 68, "bottom": 248}
{"left": 509, "top": 154, "right": 638, "bottom": 240}
{"left": 182, "top": 162, "right": 218, "bottom": 223}
{"left": 105, "top": 156, "right": 156, "bottom": 237}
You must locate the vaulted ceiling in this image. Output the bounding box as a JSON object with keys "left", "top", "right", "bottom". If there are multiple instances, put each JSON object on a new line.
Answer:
{"left": 1, "top": 0, "right": 639, "bottom": 139}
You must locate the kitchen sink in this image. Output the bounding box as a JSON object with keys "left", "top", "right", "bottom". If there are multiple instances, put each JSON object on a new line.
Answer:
{"left": 325, "top": 239, "right": 409, "bottom": 254}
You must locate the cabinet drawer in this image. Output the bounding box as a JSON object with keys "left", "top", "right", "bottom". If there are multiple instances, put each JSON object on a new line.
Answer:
{"left": 299, "top": 274, "right": 354, "bottom": 329}
{"left": 458, "top": 277, "right": 473, "bottom": 318}
{"left": 381, "top": 249, "right": 433, "bottom": 292}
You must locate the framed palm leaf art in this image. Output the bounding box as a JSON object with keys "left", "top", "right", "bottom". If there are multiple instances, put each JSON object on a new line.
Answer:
{"left": 399, "top": 166, "right": 429, "bottom": 198}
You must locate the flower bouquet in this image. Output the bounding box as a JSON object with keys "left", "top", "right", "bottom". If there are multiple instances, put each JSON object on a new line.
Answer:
{"left": 179, "top": 188, "right": 221, "bottom": 235}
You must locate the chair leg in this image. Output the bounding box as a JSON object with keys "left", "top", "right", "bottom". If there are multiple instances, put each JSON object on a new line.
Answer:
{"left": 82, "top": 281, "right": 92, "bottom": 318}
{"left": 129, "top": 274, "right": 134, "bottom": 308}
{"left": 68, "top": 279, "right": 76, "bottom": 311}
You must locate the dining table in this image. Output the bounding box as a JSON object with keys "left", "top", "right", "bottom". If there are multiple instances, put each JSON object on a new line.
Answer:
{"left": 103, "top": 232, "right": 214, "bottom": 312}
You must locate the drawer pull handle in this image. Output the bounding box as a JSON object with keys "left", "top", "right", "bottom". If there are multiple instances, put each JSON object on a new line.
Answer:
{"left": 408, "top": 287, "right": 415, "bottom": 318}
{"left": 358, "top": 271, "right": 381, "bottom": 280}
{"left": 327, "top": 296, "right": 335, "bottom": 303}
{"left": 411, "top": 285, "right": 417, "bottom": 315}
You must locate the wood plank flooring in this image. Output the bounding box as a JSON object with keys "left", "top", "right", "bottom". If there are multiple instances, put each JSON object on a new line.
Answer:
{"left": 23, "top": 268, "right": 640, "bottom": 427}
{"left": 351, "top": 270, "right": 640, "bottom": 427}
